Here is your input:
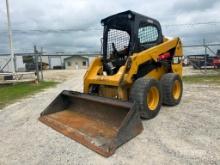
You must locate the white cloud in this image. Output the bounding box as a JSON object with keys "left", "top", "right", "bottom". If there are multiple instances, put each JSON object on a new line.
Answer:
{"left": 0, "top": 0, "right": 220, "bottom": 54}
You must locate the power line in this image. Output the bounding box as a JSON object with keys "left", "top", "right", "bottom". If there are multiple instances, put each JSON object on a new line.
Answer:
{"left": 163, "top": 21, "right": 220, "bottom": 27}
{"left": 0, "top": 21, "right": 220, "bottom": 34}
{"left": 0, "top": 28, "right": 103, "bottom": 33}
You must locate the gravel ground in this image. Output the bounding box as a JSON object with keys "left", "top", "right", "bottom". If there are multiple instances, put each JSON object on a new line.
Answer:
{"left": 0, "top": 70, "right": 220, "bottom": 165}
{"left": 42, "top": 69, "right": 76, "bottom": 81}
{"left": 183, "top": 66, "right": 220, "bottom": 76}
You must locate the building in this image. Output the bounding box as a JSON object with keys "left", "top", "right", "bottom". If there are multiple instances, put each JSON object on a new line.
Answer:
{"left": 1, "top": 52, "right": 98, "bottom": 72}
{"left": 64, "top": 55, "right": 89, "bottom": 69}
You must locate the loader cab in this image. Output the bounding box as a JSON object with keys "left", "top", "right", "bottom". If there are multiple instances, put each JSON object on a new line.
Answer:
{"left": 101, "top": 10, "right": 163, "bottom": 75}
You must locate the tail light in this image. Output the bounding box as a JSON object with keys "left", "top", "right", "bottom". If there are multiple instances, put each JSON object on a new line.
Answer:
{"left": 158, "top": 52, "right": 171, "bottom": 61}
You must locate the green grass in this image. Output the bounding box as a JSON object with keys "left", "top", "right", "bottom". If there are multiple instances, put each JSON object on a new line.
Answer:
{"left": 183, "top": 74, "right": 220, "bottom": 85}
{"left": 0, "top": 81, "right": 58, "bottom": 109}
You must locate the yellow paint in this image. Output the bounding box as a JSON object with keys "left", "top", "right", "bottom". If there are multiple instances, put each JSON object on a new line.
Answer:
{"left": 172, "top": 80, "right": 181, "bottom": 100}
{"left": 147, "top": 86, "right": 159, "bottom": 111}
{"left": 83, "top": 37, "right": 183, "bottom": 100}
{"left": 145, "top": 66, "right": 166, "bottom": 80}
{"left": 172, "top": 64, "right": 182, "bottom": 77}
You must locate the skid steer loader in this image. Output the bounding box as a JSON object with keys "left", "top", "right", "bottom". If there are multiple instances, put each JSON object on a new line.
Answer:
{"left": 39, "top": 10, "right": 183, "bottom": 157}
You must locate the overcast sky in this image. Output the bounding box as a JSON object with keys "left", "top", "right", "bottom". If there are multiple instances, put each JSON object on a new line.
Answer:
{"left": 0, "top": 0, "right": 220, "bottom": 54}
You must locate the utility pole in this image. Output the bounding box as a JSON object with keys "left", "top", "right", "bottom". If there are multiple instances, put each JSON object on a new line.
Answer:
{"left": 40, "top": 47, "right": 44, "bottom": 80}
{"left": 34, "top": 45, "right": 40, "bottom": 82}
{"left": 6, "top": 0, "right": 15, "bottom": 73}
{"left": 203, "top": 38, "right": 207, "bottom": 73}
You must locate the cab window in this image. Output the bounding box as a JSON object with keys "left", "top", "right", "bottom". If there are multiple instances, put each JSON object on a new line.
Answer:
{"left": 138, "top": 25, "right": 159, "bottom": 44}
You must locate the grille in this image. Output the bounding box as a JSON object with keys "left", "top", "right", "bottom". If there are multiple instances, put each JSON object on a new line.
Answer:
{"left": 106, "top": 29, "right": 130, "bottom": 58}
{"left": 138, "top": 26, "right": 158, "bottom": 43}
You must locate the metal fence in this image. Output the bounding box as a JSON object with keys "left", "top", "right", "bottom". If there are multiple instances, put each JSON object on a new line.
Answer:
{"left": 1, "top": 42, "right": 220, "bottom": 77}
{"left": 183, "top": 42, "right": 220, "bottom": 75}
{"left": 0, "top": 52, "right": 41, "bottom": 82}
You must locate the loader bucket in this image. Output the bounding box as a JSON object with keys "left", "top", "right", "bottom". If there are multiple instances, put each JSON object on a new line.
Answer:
{"left": 39, "top": 90, "right": 143, "bottom": 157}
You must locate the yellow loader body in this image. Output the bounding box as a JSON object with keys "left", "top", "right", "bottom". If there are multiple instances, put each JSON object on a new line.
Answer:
{"left": 39, "top": 10, "right": 183, "bottom": 157}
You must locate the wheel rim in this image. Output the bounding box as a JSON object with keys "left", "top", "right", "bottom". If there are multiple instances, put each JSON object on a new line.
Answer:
{"left": 147, "top": 86, "right": 159, "bottom": 111}
{"left": 172, "top": 80, "right": 181, "bottom": 100}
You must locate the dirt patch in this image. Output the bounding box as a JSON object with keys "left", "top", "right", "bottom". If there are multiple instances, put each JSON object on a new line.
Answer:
{"left": 183, "top": 66, "right": 220, "bottom": 76}
{"left": 42, "top": 69, "right": 77, "bottom": 81}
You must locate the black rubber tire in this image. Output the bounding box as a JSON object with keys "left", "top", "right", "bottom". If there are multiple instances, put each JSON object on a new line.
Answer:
{"left": 161, "top": 73, "right": 183, "bottom": 106}
{"left": 130, "top": 77, "right": 162, "bottom": 119}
